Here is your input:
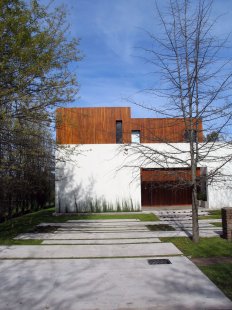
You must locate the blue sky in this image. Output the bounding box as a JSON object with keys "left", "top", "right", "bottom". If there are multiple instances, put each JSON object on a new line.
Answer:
{"left": 42, "top": 0, "right": 232, "bottom": 118}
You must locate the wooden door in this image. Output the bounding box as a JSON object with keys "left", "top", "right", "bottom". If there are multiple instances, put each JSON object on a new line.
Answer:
{"left": 141, "top": 181, "right": 192, "bottom": 206}
{"left": 141, "top": 168, "right": 199, "bottom": 207}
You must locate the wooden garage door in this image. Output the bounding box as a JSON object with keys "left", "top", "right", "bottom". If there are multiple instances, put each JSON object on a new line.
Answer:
{"left": 141, "top": 168, "right": 200, "bottom": 207}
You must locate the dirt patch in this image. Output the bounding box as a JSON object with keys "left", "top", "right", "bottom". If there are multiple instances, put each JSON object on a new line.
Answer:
{"left": 146, "top": 224, "right": 175, "bottom": 231}
{"left": 191, "top": 257, "right": 232, "bottom": 266}
{"left": 29, "top": 225, "right": 58, "bottom": 233}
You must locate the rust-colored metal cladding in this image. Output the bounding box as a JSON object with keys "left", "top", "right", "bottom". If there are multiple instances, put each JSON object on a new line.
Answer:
{"left": 56, "top": 107, "right": 203, "bottom": 144}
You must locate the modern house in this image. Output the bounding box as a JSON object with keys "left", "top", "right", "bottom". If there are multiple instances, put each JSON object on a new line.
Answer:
{"left": 55, "top": 107, "right": 232, "bottom": 212}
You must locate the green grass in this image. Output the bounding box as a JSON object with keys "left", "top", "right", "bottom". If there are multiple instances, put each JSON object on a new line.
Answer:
{"left": 0, "top": 239, "right": 43, "bottom": 245}
{"left": 146, "top": 224, "right": 175, "bottom": 231}
{"left": 0, "top": 208, "right": 158, "bottom": 244}
{"left": 69, "top": 213, "right": 159, "bottom": 221}
{"left": 211, "top": 222, "right": 222, "bottom": 227}
{"left": 199, "top": 263, "right": 232, "bottom": 300}
{"left": 160, "top": 237, "right": 232, "bottom": 258}
{"left": 199, "top": 209, "right": 222, "bottom": 220}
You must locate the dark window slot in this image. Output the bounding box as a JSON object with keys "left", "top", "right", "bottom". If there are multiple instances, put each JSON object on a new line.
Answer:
{"left": 116, "top": 120, "right": 123, "bottom": 144}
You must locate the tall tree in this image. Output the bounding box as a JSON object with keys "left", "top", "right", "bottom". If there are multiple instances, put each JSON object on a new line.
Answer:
{"left": 126, "top": 0, "right": 232, "bottom": 242}
{"left": 0, "top": 0, "right": 81, "bottom": 220}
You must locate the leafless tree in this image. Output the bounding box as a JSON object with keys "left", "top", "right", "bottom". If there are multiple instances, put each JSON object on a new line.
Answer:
{"left": 124, "top": 0, "right": 232, "bottom": 242}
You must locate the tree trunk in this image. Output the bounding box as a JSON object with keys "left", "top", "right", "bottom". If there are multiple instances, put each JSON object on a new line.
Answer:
{"left": 192, "top": 183, "right": 199, "bottom": 242}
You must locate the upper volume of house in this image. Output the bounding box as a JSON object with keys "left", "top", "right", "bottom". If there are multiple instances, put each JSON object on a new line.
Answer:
{"left": 56, "top": 107, "right": 203, "bottom": 144}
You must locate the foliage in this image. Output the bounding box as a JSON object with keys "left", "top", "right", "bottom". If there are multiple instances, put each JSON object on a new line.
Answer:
{"left": 0, "top": 0, "right": 81, "bottom": 220}
{"left": 57, "top": 197, "right": 140, "bottom": 213}
{"left": 205, "top": 131, "right": 220, "bottom": 142}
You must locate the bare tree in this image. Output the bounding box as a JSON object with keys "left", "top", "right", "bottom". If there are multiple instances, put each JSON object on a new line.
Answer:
{"left": 125, "top": 0, "right": 232, "bottom": 242}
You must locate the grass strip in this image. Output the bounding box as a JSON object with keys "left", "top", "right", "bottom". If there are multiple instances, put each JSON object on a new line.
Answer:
{"left": 211, "top": 222, "right": 222, "bottom": 227}
{"left": 199, "top": 210, "right": 222, "bottom": 220}
{"left": 160, "top": 237, "right": 232, "bottom": 258}
{"left": 198, "top": 263, "right": 232, "bottom": 301}
{"left": 0, "top": 239, "right": 43, "bottom": 245}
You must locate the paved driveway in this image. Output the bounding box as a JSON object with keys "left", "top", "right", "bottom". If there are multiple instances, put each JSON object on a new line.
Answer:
{"left": 0, "top": 219, "right": 231, "bottom": 310}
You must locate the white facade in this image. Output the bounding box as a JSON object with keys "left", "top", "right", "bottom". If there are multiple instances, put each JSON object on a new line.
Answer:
{"left": 55, "top": 143, "right": 232, "bottom": 212}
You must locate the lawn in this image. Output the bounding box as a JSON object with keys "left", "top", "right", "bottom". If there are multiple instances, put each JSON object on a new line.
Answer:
{"left": 211, "top": 222, "right": 222, "bottom": 227}
{"left": 160, "top": 237, "right": 232, "bottom": 258}
{"left": 0, "top": 207, "right": 158, "bottom": 244}
{"left": 199, "top": 264, "right": 232, "bottom": 301}
{"left": 198, "top": 209, "right": 222, "bottom": 220}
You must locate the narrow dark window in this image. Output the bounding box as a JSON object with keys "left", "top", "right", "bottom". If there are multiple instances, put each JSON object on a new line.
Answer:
{"left": 116, "top": 120, "right": 123, "bottom": 144}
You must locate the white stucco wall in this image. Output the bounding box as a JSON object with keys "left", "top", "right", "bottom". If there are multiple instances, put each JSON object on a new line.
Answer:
{"left": 56, "top": 145, "right": 141, "bottom": 212}
{"left": 55, "top": 143, "right": 232, "bottom": 212}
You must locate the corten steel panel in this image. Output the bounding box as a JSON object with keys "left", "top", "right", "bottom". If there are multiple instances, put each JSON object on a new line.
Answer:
{"left": 141, "top": 168, "right": 201, "bottom": 207}
{"left": 56, "top": 107, "right": 203, "bottom": 144}
{"left": 56, "top": 107, "right": 131, "bottom": 144}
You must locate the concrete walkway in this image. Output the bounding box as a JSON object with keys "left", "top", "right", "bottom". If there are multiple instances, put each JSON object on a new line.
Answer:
{"left": 1, "top": 257, "right": 232, "bottom": 310}
{"left": 15, "top": 217, "right": 221, "bottom": 239}
{"left": 0, "top": 243, "right": 181, "bottom": 258}
{"left": 42, "top": 238, "right": 161, "bottom": 244}
{"left": 1, "top": 218, "right": 231, "bottom": 310}
{"left": 15, "top": 231, "right": 189, "bottom": 239}
{"left": 153, "top": 210, "right": 222, "bottom": 237}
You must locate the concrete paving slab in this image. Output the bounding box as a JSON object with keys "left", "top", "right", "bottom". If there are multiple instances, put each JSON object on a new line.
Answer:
{"left": 0, "top": 243, "right": 182, "bottom": 258}
{"left": 158, "top": 216, "right": 193, "bottom": 220}
{"left": 42, "top": 238, "right": 161, "bottom": 244}
{"left": 15, "top": 231, "right": 190, "bottom": 240}
{"left": 39, "top": 222, "right": 148, "bottom": 227}
{"left": 200, "top": 219, "right": 222, "bottom": 223}
{"left": 52, "top": 228, "right": 222, "bottom": 236}
{"left": 53, "top": 229, "right": 168, "bottom": 234}
{"left": 154, "top": 210, "right": 209, "bottom": 215}
{"left": 38, "top": 221, "right": 170, "bottom": 227}
{"left": 199, "top": 231, "right": 222, "bottom": 237}
{"left": 170, "top": 225, "right": 218, "bottom": 230}
{"left": 16, "top": 230, "right": 221, "bottom": 240}
{"left": 0, "top": 257, "right": 231, "bottom": 310}
{"left": 56, "top": 227, "right": 149, "bottom": 232}
{"left": 39, "top": 221, "right": 216, "bottom": 227}
{"left": 67, "top": 219, "right": 140, "bottom": 223}
{"left": 169, "top": 222, "right": 215, "bottom": 226}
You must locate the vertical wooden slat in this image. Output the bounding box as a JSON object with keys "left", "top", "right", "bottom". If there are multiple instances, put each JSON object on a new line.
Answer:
{"left": 141, "top": 168, "right": 200, "bottom": 207}
{"left": 56, "top": 107, "right": 203, "bottom": 144}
